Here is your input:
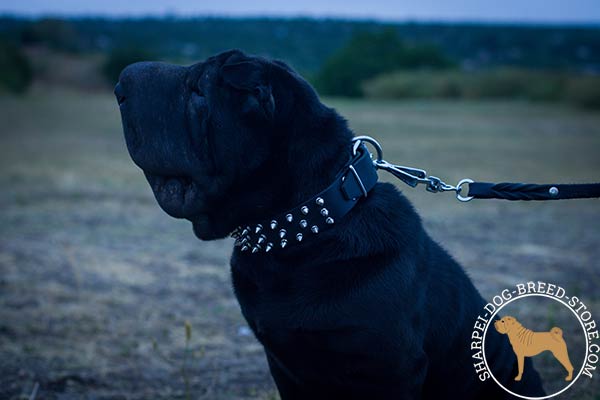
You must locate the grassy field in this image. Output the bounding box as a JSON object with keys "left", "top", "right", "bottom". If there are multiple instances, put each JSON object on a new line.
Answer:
{"left": 0, "top": 87, "right": 599, "bottom": 399}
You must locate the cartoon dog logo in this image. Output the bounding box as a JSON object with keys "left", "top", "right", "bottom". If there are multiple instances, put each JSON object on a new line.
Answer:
{"left": 494, "top": 316, "right": 574, "bottom": 382}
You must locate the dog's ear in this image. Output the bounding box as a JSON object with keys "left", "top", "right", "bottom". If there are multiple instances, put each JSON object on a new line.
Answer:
{"left": 221, "top": 59, "right": 275, "bottom": 120}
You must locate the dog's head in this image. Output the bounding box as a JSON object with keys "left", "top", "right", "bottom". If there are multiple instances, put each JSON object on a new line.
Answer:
{"left": 116, "top": 50, "right": 351, "bottom": 240}
{"left": 494, "top": 316, "right": 520, "bottom": 334}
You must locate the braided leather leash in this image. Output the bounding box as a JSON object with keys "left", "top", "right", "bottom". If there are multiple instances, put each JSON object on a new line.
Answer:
{"left": 356, "top": 136, "right": 600, "bottom": 202}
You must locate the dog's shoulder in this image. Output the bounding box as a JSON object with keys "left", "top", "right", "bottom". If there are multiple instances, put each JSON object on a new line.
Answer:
{"left": 336, "top": 182, "right": 425, "bottom": 256}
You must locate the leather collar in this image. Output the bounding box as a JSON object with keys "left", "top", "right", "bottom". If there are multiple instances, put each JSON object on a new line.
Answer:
{"left": 230, "top": 142, "right": 378, "bottom": 253}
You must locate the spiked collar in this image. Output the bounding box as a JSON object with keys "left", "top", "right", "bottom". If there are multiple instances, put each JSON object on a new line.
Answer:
{"left": 230, "top": 141, "right": 378, "bottom": 253}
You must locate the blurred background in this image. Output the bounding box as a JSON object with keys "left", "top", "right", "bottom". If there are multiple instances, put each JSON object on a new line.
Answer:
{"left": 0, "top": 1, "right": 599, "bottom": 399}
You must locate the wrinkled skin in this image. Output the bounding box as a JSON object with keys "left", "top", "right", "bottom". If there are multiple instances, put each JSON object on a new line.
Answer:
{"left": 116, "top": 50, "right": 348, "bottom": 241}
{"left": 116, "top": 50, "right": 545, "bottom": 399}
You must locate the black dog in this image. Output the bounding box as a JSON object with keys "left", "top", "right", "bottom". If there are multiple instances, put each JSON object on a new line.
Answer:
{"left": 116, "top": 50, "right": 545, "bottom": 399}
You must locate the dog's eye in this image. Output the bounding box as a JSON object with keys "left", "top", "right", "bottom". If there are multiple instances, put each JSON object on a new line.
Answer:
{"left": 191, "top": 85, "right": 207, "bottom": 110}
{"left": 192, "top": 84, "right": 205, "bottom": 97}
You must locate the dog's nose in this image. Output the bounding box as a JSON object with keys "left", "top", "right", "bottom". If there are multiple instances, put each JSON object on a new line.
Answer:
{"left": 114, "top": 82, "right": 126, "bottom": 105}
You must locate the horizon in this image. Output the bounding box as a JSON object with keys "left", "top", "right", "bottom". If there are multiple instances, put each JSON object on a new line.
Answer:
{"left": 1, "top": 0, "right": 600, "bottom": 25}
{"left": 1, "top": 12, "right": 600, "bottom": 28}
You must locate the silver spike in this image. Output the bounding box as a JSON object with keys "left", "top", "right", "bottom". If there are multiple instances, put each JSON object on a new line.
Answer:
{"left": 265, "top": 243, "right": 273, "bottom": 252}
{"left": 311, "top": 225, "right": 319, "bottom": 234}
{"left": 240, "top": 237, "right": 249, "bottom": 245}
{"left": 296, "top": 233, "right": 303, "bottom": 242}
{"left": 241, "top": 245, "right": 249, "bottom": 252}
{"left": 255, "top": 224, "right": 263, "bottom": 234}
{"left": 279, "top": 229, "right": 286, "bottom": 238}
{"left": 316, "top": 197, "right": 325, "bottom": 206}
{"left": 270, "top": 220, "right": 277, "bottom": 230}
{"left": 280, "top": 239, "right": 288, "bottom": 248}
{"left": 320, "top": 208, "right": 329, "bottom": 217}
{"left": 257, "top": 234, "right": 266, "bottom": 244}
{"left": 301, "top": 206, "right": 309, "bottom": 215}
{"left": 299, "top": 219, "right": 307, "bottom": 229}
{"left": 286, "top": 213, "right": 293, "bottom": 222}
{"left": 241, "top": 228, "right": 250, "bottom": 237}
{"left": 252, "top": 244, "right": 261, "bottom": 253}
{"left": 326, "top": 217, "right": 334, "bottom": 224}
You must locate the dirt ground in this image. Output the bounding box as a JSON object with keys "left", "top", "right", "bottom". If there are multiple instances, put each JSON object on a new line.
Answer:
{"left": 0, "top": 88, "right": 599, "bottom": 399}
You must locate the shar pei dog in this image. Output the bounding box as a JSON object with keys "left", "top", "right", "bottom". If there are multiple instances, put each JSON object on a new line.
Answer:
{"left": 115, "top": 49, "right": 545, "bottom": 399}
{"left": 495, "top": 316, "right": 574, "bottom": 382}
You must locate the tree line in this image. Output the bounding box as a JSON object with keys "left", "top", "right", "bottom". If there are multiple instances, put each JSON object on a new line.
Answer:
{"left": 0, "top": 16, "right": 599, "bottom": 107}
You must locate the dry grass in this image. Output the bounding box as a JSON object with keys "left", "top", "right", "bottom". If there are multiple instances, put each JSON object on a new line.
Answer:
{"left": 0, "top": 88, "right": 599, "bottom": 399}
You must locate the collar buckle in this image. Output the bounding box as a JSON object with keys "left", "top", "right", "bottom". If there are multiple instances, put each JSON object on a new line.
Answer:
{"left": 233, "top": 139, "right": 379, "bottom": 254}
{"left": 342, "top": 164, "right": 368, "bottom": 201}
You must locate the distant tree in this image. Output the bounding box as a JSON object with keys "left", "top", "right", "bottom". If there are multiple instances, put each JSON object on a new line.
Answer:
{"left": 314, "top": 29, "right": 452, "bottom": 97}
{"left": 102, "top": 48, "right": 154, "bottom": 85}
{"left": 0, "top": 38, "right": 32, "bottom": 93}
{"left": 566, "top": 77, "right": 600, "bottom": 110}
{"left": 20, "top": 18, "right": 81, "bottom": 53}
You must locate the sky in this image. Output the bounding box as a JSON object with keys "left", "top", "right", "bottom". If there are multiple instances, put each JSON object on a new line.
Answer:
{"left": 1, "top": 0, "right": 600, "bottom": 24}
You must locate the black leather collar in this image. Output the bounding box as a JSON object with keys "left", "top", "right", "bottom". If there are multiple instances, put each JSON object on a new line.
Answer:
{"left": 230, "top": 142, "right": 378, "bottom": 253}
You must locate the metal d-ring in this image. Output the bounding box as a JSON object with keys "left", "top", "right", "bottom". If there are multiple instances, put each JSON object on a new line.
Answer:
{"left": 353, "top": 135, "right": 474, "bottom": 203}
{"left": 456, "top": 179, "right": 474, "bottom": 202}
{"left": 352, "top": 136, "right": 383, "bottom": 162}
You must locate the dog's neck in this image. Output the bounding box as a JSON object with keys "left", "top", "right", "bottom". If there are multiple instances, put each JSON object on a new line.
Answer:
{"left": 231, "top": 141, "right": 378, "bottom": 253}
{"left": 287, "top": 113, "right": 354, "bottom": 204}
{"left": 230, "top": 97, "right": 381, "bottom": 253}
{"left": 271, "top": 76, "right": 355, "bottom": 201}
